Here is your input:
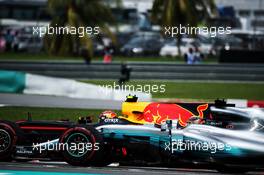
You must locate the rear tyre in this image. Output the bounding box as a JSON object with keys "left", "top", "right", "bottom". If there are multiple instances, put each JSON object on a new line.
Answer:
{"left": 60, "top": 126, "right": 107, "bottom": 166}
{"left": 0, "top": 122, "right": 17, "bottom": 161}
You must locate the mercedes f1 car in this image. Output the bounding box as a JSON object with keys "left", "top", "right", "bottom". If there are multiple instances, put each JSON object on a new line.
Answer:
{"left": 1, "top": 96, "right": 264, "bottom": 173}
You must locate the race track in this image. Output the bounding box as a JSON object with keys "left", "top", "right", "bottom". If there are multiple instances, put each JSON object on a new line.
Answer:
{"left": 1, "top": 60, "right": 264, "bottom": 81}
{"left": 0, "top": 161, "right": 263, "bottom": 175}
{"left": 0, "top": 93, "right": 122, "bottom": 110}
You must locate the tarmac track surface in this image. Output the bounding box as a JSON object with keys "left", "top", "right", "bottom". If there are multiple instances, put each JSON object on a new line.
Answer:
{"left": 0, "top": 161, "right": 263, "bottom": 175}
{"left": 0, "top": 93, "right": 122, "bottom": 110}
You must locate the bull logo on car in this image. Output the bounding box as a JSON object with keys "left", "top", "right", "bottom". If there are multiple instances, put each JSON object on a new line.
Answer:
{"left": 139, "top": 103, "right": 208, "bottom": 126}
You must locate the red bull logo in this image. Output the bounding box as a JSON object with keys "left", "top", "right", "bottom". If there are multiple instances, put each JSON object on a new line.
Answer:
{"left": 140, "top": 103, "right": 208, "bottom": 126}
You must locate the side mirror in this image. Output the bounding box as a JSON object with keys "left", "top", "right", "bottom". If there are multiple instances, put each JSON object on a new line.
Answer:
{"left": 166, "top": 120, "right": 173, "bottom": 130}
{"left": 167, "top": 119, "right": 181, "bottom": 129}
{"left": 161, "top": 122, "right": 167, "bottom": 131}
{"left": 161, "top": 120, "right": 173, "bottom": 131}
{"left": 161, "top": 119, "right": 183, "bottom": 131}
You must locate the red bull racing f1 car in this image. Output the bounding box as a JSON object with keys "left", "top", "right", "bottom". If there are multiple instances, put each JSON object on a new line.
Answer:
{"left": 1, "top": 96, "right": 264, "bottom": 173}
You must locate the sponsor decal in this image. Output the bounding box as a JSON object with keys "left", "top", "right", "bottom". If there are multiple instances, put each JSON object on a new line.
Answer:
{"left": 137, "top": 103, "right": 208, "bottom": 126}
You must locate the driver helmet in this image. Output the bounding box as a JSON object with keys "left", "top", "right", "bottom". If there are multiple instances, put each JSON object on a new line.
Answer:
{"left": 99, "top": 111, "right": 117, "bottom": 120}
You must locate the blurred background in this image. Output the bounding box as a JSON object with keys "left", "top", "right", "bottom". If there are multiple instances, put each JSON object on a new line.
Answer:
{"left": 0, "top": 0, "right": 264, "bottom": 60}
{"left": 0, "top": 0, "right": 264, "bottom": 120}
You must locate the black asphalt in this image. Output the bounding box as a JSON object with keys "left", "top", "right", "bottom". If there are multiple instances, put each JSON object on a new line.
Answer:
{"left": 1, "top": 161, "right": 262, "bottom": 175}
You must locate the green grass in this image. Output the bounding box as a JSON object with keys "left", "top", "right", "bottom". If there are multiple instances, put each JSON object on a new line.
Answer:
{"left": 0, "top": 52, "right": 82, "bottom": 60}
{"left": 83, "top": 80, "right": 264, "bottom": 100}
{"left": 0, "top": 106, "right": 115, "bottom": 122}
{"left": 0, "top": 52, "right": 218, "bottom": 63}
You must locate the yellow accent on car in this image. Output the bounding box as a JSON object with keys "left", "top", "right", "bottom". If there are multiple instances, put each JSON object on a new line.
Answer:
{"left": 120, "top": 102, "right": 151, "bottom": 124}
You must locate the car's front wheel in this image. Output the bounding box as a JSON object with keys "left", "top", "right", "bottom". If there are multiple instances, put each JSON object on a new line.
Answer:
{"left": 59, "top": 126, "right": 108, "bottom": 166}
{"left": 0, "top": 122, "right": 17, "bottom": 161}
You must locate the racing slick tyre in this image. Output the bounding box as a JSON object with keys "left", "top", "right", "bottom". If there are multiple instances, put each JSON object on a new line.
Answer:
{"left": 59, "top": 126, "right": 107, "bottom": 166}
{"left": 0, "top": 121, "right": 18, "bottom": 161}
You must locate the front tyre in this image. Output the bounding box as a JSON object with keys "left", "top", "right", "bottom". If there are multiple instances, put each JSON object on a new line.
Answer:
{"left": 59, "top": 126, "right": 105, "bottom": 166}
{"left": 0, "top": 122, "right": 17, "bottom": 161}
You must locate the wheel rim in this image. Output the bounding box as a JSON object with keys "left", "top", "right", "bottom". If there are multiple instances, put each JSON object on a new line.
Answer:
{"left": 0, "top": 129, "right": 11, "bottom": 153}
{"left": 65, "top": 132, "right": 91, "bottom": 158}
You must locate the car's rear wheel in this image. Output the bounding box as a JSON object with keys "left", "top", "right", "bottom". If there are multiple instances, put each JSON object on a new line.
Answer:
{"left": 60, "top": 126, "right": 108, "bottom": 166}
{"left": 0, "top": 122, "right": 17, "bottom": 161}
